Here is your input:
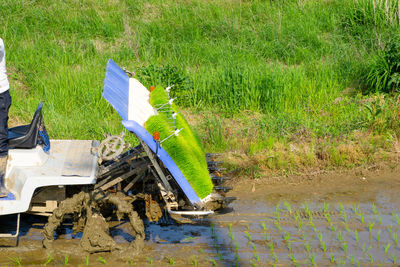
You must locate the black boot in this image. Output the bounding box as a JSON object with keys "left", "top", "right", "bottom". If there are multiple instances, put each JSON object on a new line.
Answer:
{"left": 0, "top": 155, "right": 9, "bottom": 198}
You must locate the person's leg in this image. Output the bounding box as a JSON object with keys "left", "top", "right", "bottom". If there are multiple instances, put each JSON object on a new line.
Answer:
{"left": 0, "top": 90, "right": 11, "bottom": 197}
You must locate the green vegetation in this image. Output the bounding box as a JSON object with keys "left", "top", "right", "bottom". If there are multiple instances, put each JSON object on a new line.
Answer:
{"left": 0, "top": 0, "right": 399, "bottom": 176}
{"left": 146, "top": 86, "right": 213, "bottom": 198}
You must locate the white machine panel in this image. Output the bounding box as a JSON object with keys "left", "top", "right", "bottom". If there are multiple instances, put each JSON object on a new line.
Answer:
{"left": 0, "top": 140, "right": 98, "bottom": 216}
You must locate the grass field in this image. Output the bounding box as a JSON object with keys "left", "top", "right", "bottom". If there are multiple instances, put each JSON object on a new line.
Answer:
{"left": 0, "top": 0, "right": 399, "bottom": 174}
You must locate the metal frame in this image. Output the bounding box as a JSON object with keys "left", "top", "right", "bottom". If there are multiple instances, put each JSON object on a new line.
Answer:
{"left": 0, "top": 213, "right": 20, "bottom": 238}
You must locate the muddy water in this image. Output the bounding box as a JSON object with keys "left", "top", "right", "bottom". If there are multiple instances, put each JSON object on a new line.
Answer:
{"left": 1, "top": 168, "right": 400, "bottom": 266}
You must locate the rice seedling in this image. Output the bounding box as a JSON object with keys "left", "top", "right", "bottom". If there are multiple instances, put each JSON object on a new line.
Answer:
{"left": 64, "top": 255, "right": 69, "bottom": 266}
{"left": 385, "top": 243, "right": 391, "bottom": 255}
{"left": 337, "top": 231, "right": 343, "bottom": 244}
{"left": 254, "top": 254, "right": 259, "bottom": 262}
{"left": 287, "top": 241, "right": 292, "bottom": 253}
{"left": 356, "top": 260, "right": 361, "bottom": 267}
{"left": 85, "top": 256, "right": 89, "bottom": 266}
{"left": 207, "top": 258, "right": 217, "bottom": 266}
{"left": 283, "top": 201, "right": 292, "bottom": 214}
{"left": 350, "top": 255, "right": 354, "bottom": 264}
{"left": 321, "top": 241, "right": 327, "bottom": 253}
{"left": 330, "top": 254, "right": 335, "bottom": 263}
{"left": 369, "top": 254, "right": 374, "bottom": 264}
{"left": 245, "top": 231, "right": 252, "bottom": 242}
{"left": 192, "top": 256, "right": 197, "bottom": 267}
{"left": 44, "top": 255, "right": 54, "bottom": 266}
{"left": 147, "top": 257, "right": 154, "bottom": 266}
{"left": 215, "top": 243, "right": 220, "bottom": 254}
{"left": 268, "top": 242, "right": 274, "bottom": 255}
{"left": 388, "top": 225, "right": 393, "bottom": 235}
{"left": 302, "top": 233, "right": 307, "bottom": 242}
{"left": 330, "top": 223, "right": 337, "bottom": 232}
{"left": 377, "top": 214, "right": 382, "bottom": 224}
{"left": 353, "top": 204, "right": 358, "bottom": 215}
{"left": 343, "top": 241, "right": 348, "bottom": 255}
{"left": 289, "top": 254, "right": 297, "bottom": 265}
{"left": 295, "top": 211, "right": 300, "bottom": 222}
{"left": 310, "top": 222, "right": 317, "bottom": 233}
{"left": 305, "top": 242, "right": 311, "bottom": 254}
{"left": 359, "top": 213, "right": 365, "bottom": 224}
{"left": 393, "top": 254, "right": 397, "bottom": 264}
{"left": 261, "top": 222, "right": 266, "bottom": 231}
{"left": 274, "top": 211, "right": 280, "bottom": 222}
{"left": 317, "top": 231, "right": 323, "bottom": 242}
{"left": 283, "top": 231, "right": 291, "bottom": 242}
{"left": 183, "top": 236, "right": 197, "bottom": 242}
{"left": 274, "top": 221, "right": 282, "bottom": 231}
{"left": 323, "top": 203, "right": 330, "bottom": 214}
{"left": 310, "top": 253, "right": 316, "bottom": 266}
{"left": 394, "top": 213, "right": 400, "bottom": 225}
{"left": 229, "top": 232, "right": 235, "bottom": 241}
{"left": 326, "top": 212, "right": 331, "bottom": 223}
{"left": 235, "top": 242, "right": 239, "bottom": 252}
{"left": 297, "top": 219, "right": 303, "bottom": 233}
{"left": 354, "top": 229, "right": 359, "bottom": 244}
{"left": 339, "top": 203, "right": 344, "bottom": 215}
{"left": 393, "top": 233, "right": 399, "bottom": 245}
{"left": 263, "top": 232, "right": 270, "bottom": 241}
{"left": 343, "top": 212, "right": 348, "bottom": 224}
{"left": 8, "top": 257, "right": 21, "bottom": 267}
{"left": 251, "top": 242, "right": 256, "bottom": 252}
{"left": 98, "top": 256, "right": 107, "bottom": 264}
{"left": 368, "top": 222, "right": 375, "bottom": 236}
{"left": 228, "top": 223, "right": 232, "bottom": 233}
{"left": 304, "top": 203, "right": 310, "bottom": 215}
{"left": 308, "top": 211, "right": 314, "bottom": 224}
{"left": 129, "top": 260, "right": 134, "bottom": 266}
{"left": 234, "top": 255, "right": 239, "bottom": 267}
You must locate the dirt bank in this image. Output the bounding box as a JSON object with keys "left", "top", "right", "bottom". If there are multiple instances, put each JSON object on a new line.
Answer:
{"left": 230, "top": 164, "right": 400, "bottom": 204}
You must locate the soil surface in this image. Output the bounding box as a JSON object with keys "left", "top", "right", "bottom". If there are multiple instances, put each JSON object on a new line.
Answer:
{"left": 0, "top": 165, "right": 400, "bottom": 266}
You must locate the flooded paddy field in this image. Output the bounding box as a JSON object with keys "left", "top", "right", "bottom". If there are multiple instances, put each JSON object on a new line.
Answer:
{"left": 1, "top": 166, "right": 400, "bottom": 266}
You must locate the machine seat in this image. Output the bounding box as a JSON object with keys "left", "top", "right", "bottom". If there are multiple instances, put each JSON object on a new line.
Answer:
{"left": 8, "top": 103, "right": 44, "bottom": 149}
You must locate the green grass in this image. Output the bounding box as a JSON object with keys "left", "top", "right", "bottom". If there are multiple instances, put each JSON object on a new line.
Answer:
{"left": 0, "top": 0, "right": 399, "bottom": 172}
{"left": 145, "top": 86, "right": 213, "bottom": 198}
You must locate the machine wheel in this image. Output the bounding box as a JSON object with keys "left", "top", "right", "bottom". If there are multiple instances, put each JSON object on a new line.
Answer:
{"left": 43, "top": 191, "right": 145, "bottom": 253}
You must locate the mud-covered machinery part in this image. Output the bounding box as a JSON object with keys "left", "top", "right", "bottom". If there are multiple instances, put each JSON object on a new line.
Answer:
{"left": 206, "top": 153, "right": 236, "bottom": 211}
{"left": 144, "top": 194, "right": 163, "bottom": 222}
{"left": 42, "top": 191, "right": 145, "bottom": 253}
{"left": 43, "top": 191, "right": 88, "bottom": 249}
{"left": 104, "top": 192, "right": 145, "bottom": 252}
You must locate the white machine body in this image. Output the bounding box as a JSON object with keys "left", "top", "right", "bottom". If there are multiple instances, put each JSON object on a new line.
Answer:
{"left": 0, "top": 140, "right": 98, "bottom": 216}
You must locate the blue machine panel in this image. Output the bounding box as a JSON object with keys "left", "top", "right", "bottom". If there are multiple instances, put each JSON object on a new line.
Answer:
{"left": 103, "top": 59, "right": 130, "bottom": 121}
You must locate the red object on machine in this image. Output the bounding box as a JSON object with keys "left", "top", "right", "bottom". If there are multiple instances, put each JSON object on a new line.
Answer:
{"left": 150, "top": 85, "right": 155, "bottom": 92}
{"left": 153, "top": 131, "right": 160, "bottom": 141}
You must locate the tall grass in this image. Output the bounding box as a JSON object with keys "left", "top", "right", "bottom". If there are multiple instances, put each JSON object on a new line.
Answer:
{"left": 0, "top": 0, "right": 398, "bottom": 150}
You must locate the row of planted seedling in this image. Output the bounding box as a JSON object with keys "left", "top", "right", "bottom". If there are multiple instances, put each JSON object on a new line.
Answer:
{"left": 223, "top": 201, "right": 400, "bottom": 266}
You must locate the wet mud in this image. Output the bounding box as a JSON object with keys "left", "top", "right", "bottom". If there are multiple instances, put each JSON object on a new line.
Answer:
{"left": 1, "top": 166, "right": 400, "bottom": 266}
